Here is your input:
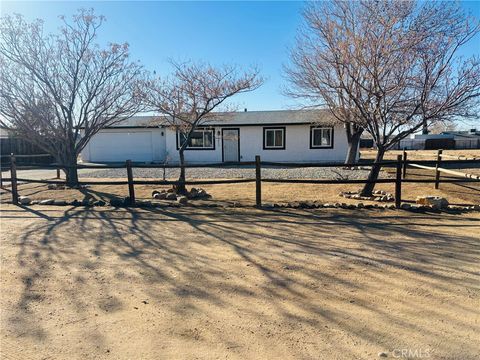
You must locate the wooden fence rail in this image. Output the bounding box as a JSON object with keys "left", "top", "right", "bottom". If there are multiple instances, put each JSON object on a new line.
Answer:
{"left": 405, "top": 149, "right": 480, "bottom": 189}
{"left": 4, "top": 153, "right": 480, "bottom": 208}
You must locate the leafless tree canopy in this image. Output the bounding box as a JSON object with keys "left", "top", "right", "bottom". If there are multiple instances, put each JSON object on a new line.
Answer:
{"left": 142, "top": 61, "right": 263, "bottom": 193}
{"left": 0, "top": 9, "right": 145, "bottom": 185}
{"left": 287, "top": 0, "right": 480, "bottom": 195}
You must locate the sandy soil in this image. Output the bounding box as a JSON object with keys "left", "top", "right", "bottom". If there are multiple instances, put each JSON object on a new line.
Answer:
{"left": 360, "top": 149, "right": 480, "bottom": 160}
{"left": 1, "top": 205, "right": 479, "bottom": 360}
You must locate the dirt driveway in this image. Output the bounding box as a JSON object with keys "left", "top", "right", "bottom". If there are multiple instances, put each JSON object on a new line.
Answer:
{"left": 1, "top": 205, "right": 479, "bottom": 360}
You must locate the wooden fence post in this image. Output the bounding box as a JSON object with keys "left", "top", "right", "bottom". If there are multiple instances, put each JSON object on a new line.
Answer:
{"left": 10, "top": 153, "right": 18, "bottom": 205}
{"left": 255, "top": 155, "right": 262, "bottom": 207}
{"left": 395, "top": 154, "right": 402, "bottom": 209}
{"left": 402, "top": 149, "right": 407, "bottom": 179}
{"left": 0, "top": 164, "right": 3, "bottom": 189}
{"left": 435, "top": 149, "right": 443, "bottom": 189}
{"left": 126, "top": 160, "right": 135, "bottom": 206}
{"left": 56, "top": 168, "right": 61, "bottom": 179}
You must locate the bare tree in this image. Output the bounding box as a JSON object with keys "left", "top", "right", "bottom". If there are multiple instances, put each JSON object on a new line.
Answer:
{"left": 286, "top": 1, "right": 480, "bottom": 195}
{"left": 142, "top": 61, "right": 263, "bottom": 194}
{"left": 0, "top": 10, "right": 145, "bottom": 186}
{"left": 286, "top": 36, "right": 364, "bottom": 164}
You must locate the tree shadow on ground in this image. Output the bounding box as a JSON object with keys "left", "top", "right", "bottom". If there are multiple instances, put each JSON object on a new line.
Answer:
{"left": 3, "top": 205, "right": 480, "bottom": 359}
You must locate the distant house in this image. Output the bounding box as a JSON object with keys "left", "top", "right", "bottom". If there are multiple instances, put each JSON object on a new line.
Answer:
{"left": 397, "top": 128, "right": 480, "bottom": 150}
{"left": 80, "top": 110, "right": 356, "bottom": 164}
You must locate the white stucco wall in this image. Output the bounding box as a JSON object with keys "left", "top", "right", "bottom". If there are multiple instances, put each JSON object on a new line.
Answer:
{"left": 81, "top": 123, "right": 353, "bottom": 164}
{"left": 164, "top": 124, "right": 351, "bottom": 164}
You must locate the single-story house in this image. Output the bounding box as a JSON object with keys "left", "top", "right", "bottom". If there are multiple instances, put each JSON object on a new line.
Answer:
{"left": 80, "top": 110, "right": 355, "bottom": 164}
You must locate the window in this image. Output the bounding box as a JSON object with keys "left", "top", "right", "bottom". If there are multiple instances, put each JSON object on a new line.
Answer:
{"left": 310, "top": 127, "right": 333, "bottom": 148}
{"left": 177, "top": 128, "right": 215, "bottom": 149}
{"left": 263, "top": 127, "right": 285, "bottom": 150}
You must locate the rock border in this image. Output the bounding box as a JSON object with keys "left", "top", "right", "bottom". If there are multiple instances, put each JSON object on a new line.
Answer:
{"left": 14, "top": 196, "right": 480, "bottom": 212}
{"left": 340, "top": 190, "right": 394, "bottom": 202}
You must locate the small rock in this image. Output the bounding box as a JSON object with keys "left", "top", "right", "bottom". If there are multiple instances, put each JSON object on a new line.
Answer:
{"left": 416, "top": 196, "right": 449, "bottom": 209}
{"left": 110, "top": 198, "right": 126, "bottom": 207}
{"left": 196, "top": 189, "right": 210, "bottom": 199}
{"left": 82, "top": 198, "right": 95, "bottom": 206}
{"left": 177, "top": 196, "right": 188, "bottom": 205}
{"left": 400, "top": 203, "right": 411, "bottom": 210}
{"left": 153, "top": 192, "right": 167, "bottom": 200}
{"left": 18, "top": 196, "right": 31, "bottom": 205}
{"left": 167, "top": 188, "right": 175, "bottom": 193}
{"left": 165, "top": 193, "right": 177, "bottom": 200}
{"left": 378, "top": 352, "right": 388, "bottom": 358}
{"left": 47, "top": 184, "right": 65, "bottom": 190}
{"left": 357, "top": 203, "right": 364, "bottom": 208}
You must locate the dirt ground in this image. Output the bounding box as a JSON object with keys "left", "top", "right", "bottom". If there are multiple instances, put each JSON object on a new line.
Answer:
{"left": 360, "top": 149, "right": 480, "bottom": 160}
{"left": 2, "top": 166, "right": 479, "bottom": 207}
{"left": 0, "top": 205, "right": 479, "bottom": 359}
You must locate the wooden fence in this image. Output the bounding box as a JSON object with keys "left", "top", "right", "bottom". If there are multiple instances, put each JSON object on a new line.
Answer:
{"left": 403, "top": 149, "right": 480, "bottom": 189}
{"left": 0, "top": 137, "right": 55, "bottom": 165}
{"left": 2, "top": 153, "right": 480, "bottom": 208}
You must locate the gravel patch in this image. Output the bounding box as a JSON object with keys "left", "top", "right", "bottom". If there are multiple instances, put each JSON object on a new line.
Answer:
{"left": 79, "top": 165, "right": 392, "bottom": 180}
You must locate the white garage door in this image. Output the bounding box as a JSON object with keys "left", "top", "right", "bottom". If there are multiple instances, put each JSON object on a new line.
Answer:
{"left": 89, "top": 131, "right": 153, "bottom": 162}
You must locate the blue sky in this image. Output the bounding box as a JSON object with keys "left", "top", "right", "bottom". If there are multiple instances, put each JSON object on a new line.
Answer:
{"left": 1, "top": 1, "right": 479, "bottom": 128}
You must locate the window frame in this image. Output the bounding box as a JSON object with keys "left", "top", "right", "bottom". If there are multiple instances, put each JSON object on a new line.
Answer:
{"left": 310, "top": 126, "right": 334, "bottom": 149}
{"left": 176, "top": 128, "right": 216, "bottom": 150}
{"left": 263, "top": 127, "right": 286, "bottom": 150}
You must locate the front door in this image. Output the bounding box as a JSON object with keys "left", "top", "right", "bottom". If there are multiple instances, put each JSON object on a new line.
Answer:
{"left": 222, "top": 128, "right": 240, "bottom": 162}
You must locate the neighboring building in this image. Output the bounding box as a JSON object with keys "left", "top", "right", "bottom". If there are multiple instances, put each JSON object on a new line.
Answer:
{"left": 397, "top": 128, "right": 480, "bottom": 150}
{"left": 0, "top": 127, "right": 55, "bottom": 165}
{"left": 80, "top": 110, "right": 355, "bottom": 164}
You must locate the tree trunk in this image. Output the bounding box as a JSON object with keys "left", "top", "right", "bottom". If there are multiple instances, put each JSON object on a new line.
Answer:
{"left": 65, "top": 163, "right": 79, "bottom": 187}
{"left": 345, "top": 130, "right": 362, "bottom": 164}
{"left": 59, "top": 146, "right": 79, "bottom": 188}
{"left": 175, "top": 148, "right": 187, "bottom": 194}
{"left": 360, "top": 147, "right": 386, "bottom": 197}
{"left": 422, "top": 118, "right": 429, "bottom": 135}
